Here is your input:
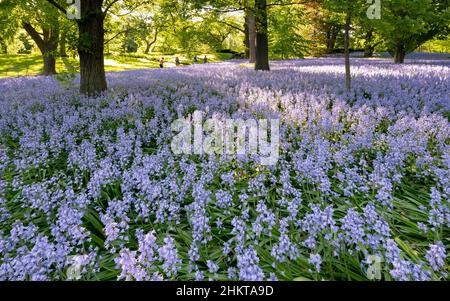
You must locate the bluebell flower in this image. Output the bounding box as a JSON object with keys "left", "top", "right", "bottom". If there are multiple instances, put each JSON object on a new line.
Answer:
{"left": 309, "top": 253, "right": 322, "bottom": 272}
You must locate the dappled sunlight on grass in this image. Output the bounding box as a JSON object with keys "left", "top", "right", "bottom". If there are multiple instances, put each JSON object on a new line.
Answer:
{"left": 0, "top": 52, "right": 236, "bottom": 78}
{"left": 0, "top": 55, "right": 78, "bottom": 78}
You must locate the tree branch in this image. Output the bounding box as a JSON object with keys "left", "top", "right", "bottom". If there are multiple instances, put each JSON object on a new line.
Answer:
{"left": 201, "top": 0, "right": 308, "bottom": 13}
{"left": 45, "top": 0, "right": 68, "bottom": 16}
{"left": 23, "top": 23, "right": 45, "bottom": 53}
{"left": 104, "top": 28, "right": 135, "bottom": 45}
{"left": 266, "top": 1, "right": 308, "bottom": 8}
{"left": 217, "top": 20, "right": 245, "bottom": 33}
{"left": 103, "top": 0, "right": 121, "bottom": 15}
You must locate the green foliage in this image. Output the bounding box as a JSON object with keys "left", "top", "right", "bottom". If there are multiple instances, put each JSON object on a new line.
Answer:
{"left": 421, "top": 37, "right": 450, "bottom": 53}
{"left": 1, "top": 0, "right": 449, "bottom": 75}
{"left": 17, "top": 33, "right": 33, "bottom": 54}
{"left": 371, "top": 0, "right": 450, "bottom": 54}
{"left": 269, "top": 5, "right": 309, "bottom": 59}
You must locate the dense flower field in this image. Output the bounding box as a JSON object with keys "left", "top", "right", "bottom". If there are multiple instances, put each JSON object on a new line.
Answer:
{"left": 0, "top": 58, "right": 449, "bottom": 281}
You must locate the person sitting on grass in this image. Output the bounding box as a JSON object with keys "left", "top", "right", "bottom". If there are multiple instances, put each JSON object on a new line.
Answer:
{"left": 160, "top": 57, "right": 165, "bottom": 68}
{"left": 175, "top": 57, "right": 181, "bottom": 67}
{"left": 194, "top": 55, "right": 198, "bottom": 63}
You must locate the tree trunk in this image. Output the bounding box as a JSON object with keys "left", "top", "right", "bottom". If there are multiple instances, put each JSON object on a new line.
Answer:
{"left": 43, "top": 26, "right": 59, "bottom": 76}
{"left": 23, "top": 23, "right": 59, "bottom": 76}
{"left": 60, "top": 32, "right": 68, "bottom": 57}
{"left": 244, "top": 1, "right": 250, "bottom": 59}
{"left": 248, "top": 10, "right": 257, "bottom": 64}
{"left": 78, "top": 0, "right": 107, "bottom": 95}
{"left": 144, "top": 27, "right": 159, "bottom": 55}
{"left": 364, "top": 29, "right": 375, "bottom": 58}
{"left": 244, "top": 1, "right": 257, "bottom": 62}
{"left": 344, "top": 11, "right": 352, "bottom": 91}
{"left": 144, "top": 41, "right": 151, "bottom": 55}
{"left": 255, "top": 0, "right": 269, "bottom": 71}
{"left": 326, "top": 25, "right": 340, "bottom": 54}
{"left": 394, "top": 43, "right": 406, "bottom": 64}
{"left": 326, "top": 27, "right": 332, "bottom": 53}
{"left": 43, "top": 54, "right": 57, "bottom": 75}
{"left": 0, "top": 37, "right": 7, "bottom": 54}
{"left": 364, "top": 46, "right": 375, "bottom": 58}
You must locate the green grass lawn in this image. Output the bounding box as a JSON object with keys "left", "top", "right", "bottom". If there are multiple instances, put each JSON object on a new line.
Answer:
{"left": 0, "top": 52, "right": 236, "bottom": 78}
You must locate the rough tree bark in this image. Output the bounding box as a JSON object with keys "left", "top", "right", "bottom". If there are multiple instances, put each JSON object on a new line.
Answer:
{"left": 255, "top": 0, "right": 269, "bottom": 71}
{"left": 78, "top": 0, "right": 107, "bottom": 95}
{"left": 23, "top": 22, "right": 59, "bottom": 76}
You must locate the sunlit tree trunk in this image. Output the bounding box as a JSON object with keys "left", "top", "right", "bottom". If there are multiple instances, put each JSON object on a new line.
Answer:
{"left": 23, "top": 22, "right": 59, "bottom": 76}
{"left": 248, "top": 10, "right": 257, "bottom": 64}
{"left": 245, "top": 1, "right": 257, "bottom": 63}
{"left": 344, "top": 10, "right": 352, "bottom": 91}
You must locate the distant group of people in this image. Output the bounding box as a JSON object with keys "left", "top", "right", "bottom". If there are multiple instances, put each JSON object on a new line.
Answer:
{"left": 194, "top": 55, "right": 208, "bottom": 64}
{"left": 159, "top": 55, "right": 208, "bottom": 68}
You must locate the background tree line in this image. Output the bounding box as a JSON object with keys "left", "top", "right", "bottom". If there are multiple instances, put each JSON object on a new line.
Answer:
{"left": 0, "top": 0, "right": 448, "bottom": 94}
